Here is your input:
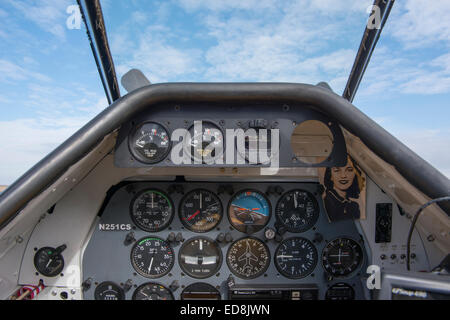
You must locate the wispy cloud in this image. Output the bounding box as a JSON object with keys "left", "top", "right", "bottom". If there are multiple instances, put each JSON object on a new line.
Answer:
{"left": 391, "top": 0, "right": 450, "bottom": 48}
{"left": 6, "top": 0, "right": 71, "bottom": 39}
{"left": 0, "top": 59, "right": 51, "bottom": 83}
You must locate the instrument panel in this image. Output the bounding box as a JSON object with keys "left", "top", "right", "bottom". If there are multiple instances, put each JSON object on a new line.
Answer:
{"left": 82, "top": 181, "right": 368, "bottom": 300}
{"left": 113, "top": 101, "right": 348, "bottom": 168}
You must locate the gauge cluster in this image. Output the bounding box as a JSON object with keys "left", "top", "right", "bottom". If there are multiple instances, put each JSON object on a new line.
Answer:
{"left": 114, "top": 102, "right": 348, "bottom": 168}
{"left": 82, "top": 181, "right": 368, "bottom": 300}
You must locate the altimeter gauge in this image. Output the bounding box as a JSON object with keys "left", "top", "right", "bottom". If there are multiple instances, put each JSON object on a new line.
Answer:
{"left": 275, "top": 190, "right": 319, "bottom": 233}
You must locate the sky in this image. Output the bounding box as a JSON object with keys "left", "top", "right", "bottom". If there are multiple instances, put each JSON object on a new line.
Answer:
{"left": 0, "top": 0, "right": 449, "bottom": 185}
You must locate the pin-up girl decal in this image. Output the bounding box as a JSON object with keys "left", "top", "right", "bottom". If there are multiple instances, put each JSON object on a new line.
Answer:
{"left": 322, "top": 155, "right": 366, "bottom": 222}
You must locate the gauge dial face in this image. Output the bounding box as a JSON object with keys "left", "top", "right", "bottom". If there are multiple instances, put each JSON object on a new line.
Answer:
{"left": 275, "top": 237, "right": 317, "bottom": 279}
{"left": 226, "top": 237, "right": 270, "bottom": 279}
{"left": 186, "top": 121, "right": 224, "bottom": 164}
{"left": 228, "top": 190, "right": 271, "bottom": 234}
{"left": 239, "top": 128, "right": 279, "bottom": 164}
{"left": 179, "top": 189, "right": 223, "bottom": 232}
{"left": 129, "top": 122, "right": 171, "bottom": 164}
{"left": 275, "top": 190, "right": 319, "bottom": 233}
{"left": 132, "top": 283, "right": 174, "bottom": 300}
{"left": 130, "top": 189, "right": 174, "bottom": 232}
{"left": 131, "top": 237, "right": 175, "bottom": 278}
{"left": 325, "top": 283, "right": 355, "bottom": 300}
{"left": 33, "top": 247, "right": 65, "bottom": 277}
{"left": 179, "top": 237, "right": 222, "bottom": 279}
{"left": 94, "top": 282, "right": 125, "bottom": 300}
{"left": 322, "top": 238, "right": 363, "bottom": 277}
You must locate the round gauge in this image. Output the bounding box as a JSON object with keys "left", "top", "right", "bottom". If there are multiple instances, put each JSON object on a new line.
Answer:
{"left": 275, "top": 190, "right": 319, "bottom": 233}
{"left": 322, "top": 238, "right": 364, "bottom": 277}
{"left": 179, "top": 189, "right": 223, "bottom": 233}
{"left": 325, "top": 283, "right": 355, "bottom": 300}
{"left": 274, "top": 237, "right": 317, "bottom": 279}
{"left": 186, "top": 121, "right": 224, "bottom": 164}
{"left": 238, "top": 128, "right": 279, "bottom": 164}
{"left": 130, "top": 237, "right": 175, "bottom": 278}
{"left": 94, "top": 282, "right": 125, "bottom": 300}
{"left": 132, "top": 283, "right": 174, "bottom": 300}
{"left": 130, "top": 189, "right": 174, "bottom": 232}
{"left": 33, "top": 245, "right": 66, "bottom": 277}
{"left": 228, "top": 190, "right": 271, "bottom": 234}
{"left": 179, "top": 237, "right": 222, "bottom": 279}
{"left": 129, "top": 122, "right": 171, "bottom": 164}
{"left": 181, "top": 283, "right": 221, "bottom": 300}
{"left": 226, "top": 237, "right": 270, "bottom": 279}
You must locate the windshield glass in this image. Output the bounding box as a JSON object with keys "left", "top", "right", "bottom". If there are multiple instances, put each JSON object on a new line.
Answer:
{"left": 0, "top": 0, "right": 449, "bottom": 187}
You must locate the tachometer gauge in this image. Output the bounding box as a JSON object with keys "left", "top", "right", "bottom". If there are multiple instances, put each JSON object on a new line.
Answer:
{"left": 226, "top": 237, "right": 270, "bottom": 279}
{"left": 275, "top": 237, "right": 317, "bottom": 279}
{"left": 130, "top": 237, "right": 175, "bottom": 278}
{"left": 179, "top": 237, "right": 222, "bottom": 279}
{"left": 186, "top": 121, "right": 224, "bottom": 164}
{"left": 179, "top": 189, "right": 223, "bottom": 232}
{"left": 132, "top": 283, "right": 174, "bottom": 300}
{"left": 130, "top": 189, "right": 174, "bottom": 232}
{"left": 129, "top": 122, "right": 171, "bottom": 164}
{"left": 322, "top": 238, "right": 363, "bottom": 277}
{"left": 275, "top": 190, "right": 319, "bottom": 233}
{"left": 228, "top": 190, "right": 271, "bottom": 234}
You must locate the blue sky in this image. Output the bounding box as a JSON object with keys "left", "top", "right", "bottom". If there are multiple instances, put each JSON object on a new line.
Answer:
{"left": 0, "top": 0, "right": 449, "bottom": 185}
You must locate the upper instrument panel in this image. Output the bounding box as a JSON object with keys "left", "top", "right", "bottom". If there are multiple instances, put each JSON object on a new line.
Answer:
{"left": 114, "top": 102, "right": 348, "bottom": 168}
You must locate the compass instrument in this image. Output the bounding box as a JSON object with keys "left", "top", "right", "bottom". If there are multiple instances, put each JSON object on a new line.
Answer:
{"left": 179, "top": 189, "right": 223, "bottom": 232}
{"left": 228, "top": 190, "right": 271, "bottom": 234}
{"left": 275, "top": 237, "right": 317, "bottom": 279}
{"left": 130, "top": 237, "right": 175, "bottom": 278}
{"left": 129, "top": 122, "right": 171, "bottom": 164}
{"left": 226, "top": 237, "right": 270, "bottom": 279}
{"left": 132, "top": 283, "right": 174, "bottom": 300}
{"left": 322, "top": 238, "right": 363, "bottom": 277}
{"left": 130, "top": 189, "right": 174, "bottom": 232}
{"left": 179, "top": 237, "right": 222, "bottom": 279}
{"left": 275, "top": 190, "right": 319, "bottom": 233}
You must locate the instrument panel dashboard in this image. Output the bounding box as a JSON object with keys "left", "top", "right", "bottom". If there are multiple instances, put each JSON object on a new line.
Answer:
{"left": 82, "top": 181, "right": 369, "bottom": 300}
{"left": 113, "top": 101, "right": 348, "bottom": 168}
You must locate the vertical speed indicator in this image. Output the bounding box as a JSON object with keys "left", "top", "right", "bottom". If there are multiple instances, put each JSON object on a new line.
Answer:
{"left": 275, "top": 237, "right": 317, "bottom": 279}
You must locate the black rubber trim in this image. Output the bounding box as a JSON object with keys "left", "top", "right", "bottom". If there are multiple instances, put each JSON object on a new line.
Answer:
{"left": 1, "top": 83, "right": 449, "bottom": 228}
